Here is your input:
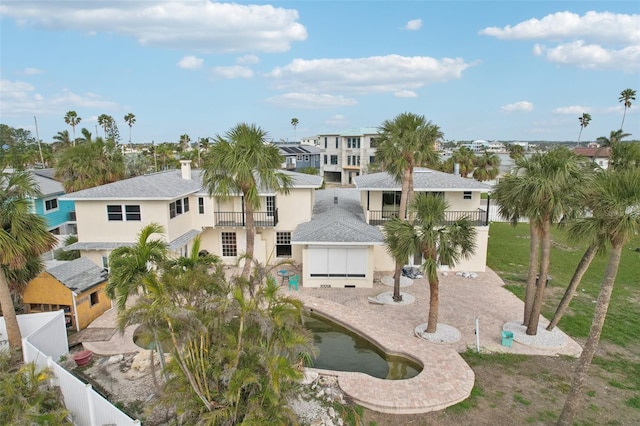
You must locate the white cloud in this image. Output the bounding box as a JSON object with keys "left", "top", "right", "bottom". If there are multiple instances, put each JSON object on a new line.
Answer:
{"left": 553, "top": 106, "right": 591, "bottom": 114}
{"left": 211, "top": 66, "right": 253, "bottom": 79}
{"left": 23, "top": 67, "right": 44, "bottom": 75}
{"left": 501, "top": 101, "right": 534, "bottom": 112}
{"left": 534, "top": 41, "right": 640, "bottom": 72}
{"left": 237, "top": 54, "right": 260, "bottom": 65}
{"left": 0, "top": 79, "right": 119, "bottom": 117}
{"left": 404, "top": 19, "right": 422, "bottom": 31}
{"left": 479, "top": 11, "right": 639, "bottom": 44}
{"left": 265, "top": 93, "right": 357, "bottom": 109}
{"left": 394, "top": 90, "right": 418, "bottom": 98}
{"left": 325, "top": 114, "right": 349, "bottom": 127}
{"left": 267, "top": 55, "right": 473, "bottom": 95}
{"left": 177, "top": 55, "right": 204, "bottom": 70}
{"left": 1, "top": 1, "right": 307, "bottom": 53}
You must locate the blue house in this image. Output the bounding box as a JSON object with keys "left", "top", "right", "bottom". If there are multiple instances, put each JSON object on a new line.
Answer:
{"left": 30, "top": 169, "right": 76, "bottom": 235}
{"left": 278, "top": 144, "right": 321, "bottom": 172}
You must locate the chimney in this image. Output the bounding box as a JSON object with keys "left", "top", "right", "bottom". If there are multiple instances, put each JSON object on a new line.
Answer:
{"left": 180, "top": 160, "right": 192, "bottom": 180}
{"left": 453, "top": 162, "right": 460, "bottom": 177}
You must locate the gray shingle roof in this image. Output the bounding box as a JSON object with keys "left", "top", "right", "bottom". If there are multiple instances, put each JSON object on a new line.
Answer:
{"left": 31, "top": 172, "right": 64, "bottom": 197}
{"left": 60, "top": 169, "right": 322, "bottom": 200}
{"left": 354, "top": 168, "right": 492, "bottom": 191}
{"left": 64, "top": 242, "right": 133, "bottom": 251}
{"left": 292, "top": 189, "right": 384, "bottom": 244}
{"left": 46, "top": 257, "right": 108, "bottom": 293}
{"left": 168, "top": 229, "right": 201, "bottom": 251}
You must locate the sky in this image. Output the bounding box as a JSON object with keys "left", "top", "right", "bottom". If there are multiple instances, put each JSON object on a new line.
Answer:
{"left": 1, "top": 1, "right": 639, "bottom": 145}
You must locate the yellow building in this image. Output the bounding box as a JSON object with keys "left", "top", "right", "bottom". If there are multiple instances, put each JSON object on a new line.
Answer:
{"left": 24, "top": 257, "right": 111, "bottom": 331}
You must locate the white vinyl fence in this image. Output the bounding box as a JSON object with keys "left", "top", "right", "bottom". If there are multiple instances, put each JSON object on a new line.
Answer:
{"left": 5, "top": 310, "right": 140, "bottom": 425}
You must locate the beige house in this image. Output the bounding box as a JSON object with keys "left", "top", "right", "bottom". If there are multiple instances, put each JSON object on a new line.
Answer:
{"left": 61, "top": 161, "right": 323, "bottom": 270}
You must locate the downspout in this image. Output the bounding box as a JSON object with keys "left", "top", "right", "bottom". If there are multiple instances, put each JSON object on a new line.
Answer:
{"left": 72, "top": 291, "right": 80, "bottom": 332}
{"left": 485, "top": 193, "right": 491, "bottom": 226}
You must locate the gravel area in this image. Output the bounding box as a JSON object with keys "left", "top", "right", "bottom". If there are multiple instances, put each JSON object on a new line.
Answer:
{"left": 414, "top": 323, "right": 462, "bottom": 344}
{"left": 369, "top": 291, "right": 416, "bottom": 305}
{"left": 503, "top": 320, "right": 568, "bottom": 349}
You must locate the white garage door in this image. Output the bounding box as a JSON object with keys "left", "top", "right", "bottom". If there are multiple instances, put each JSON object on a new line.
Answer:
{"left": 308, "top": 246, "right": 367, "bottom": 278}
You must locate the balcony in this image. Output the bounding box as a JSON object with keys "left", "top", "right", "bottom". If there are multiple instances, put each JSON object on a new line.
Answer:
{"left": 368, "top": 209, "right": 488, "bottom": 226}
{"left": 214, "top": 209, "right": 278, "bottom": 227}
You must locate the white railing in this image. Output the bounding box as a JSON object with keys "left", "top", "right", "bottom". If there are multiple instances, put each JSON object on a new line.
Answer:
{"left": 13, "top": 310, "right": 140, "bottom": 426}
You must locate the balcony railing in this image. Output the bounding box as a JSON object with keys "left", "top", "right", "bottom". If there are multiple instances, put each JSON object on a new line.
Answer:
{"left": 368, "top": 209, "right": 488, "bottom": 226}
{"left": 214, "top": 209, "right": 278, "bottom": 227}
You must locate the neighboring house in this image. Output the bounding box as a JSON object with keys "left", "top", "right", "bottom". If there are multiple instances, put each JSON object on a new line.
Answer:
{"left": 319, "top": 128, "right": 380, "bottom": 185}
{"left": 23, "top": 257, "right": 111, "bottom": 331}
{"left": 300, "top": 137, "right": 319, "bottom": 146}
{"left": 354, "top": 168, "right": 492, "bottom": 272}
{"left": 278, "top": 144, "right": 322, "bottom": 172}
{"left": 61, "top": 160, "right": 323, "bottom": 271}
{"left": 573, "top": 146, "right": 611, "bottom": 169}
{"left": 30, "top": 169, "right": 77, "bottom": 235}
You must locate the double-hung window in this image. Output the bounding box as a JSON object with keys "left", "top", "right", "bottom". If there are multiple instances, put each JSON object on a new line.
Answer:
{"left": 107, "top": 205, "right": 141, "bottom": 221}
{"left": 221, "top": 232, "right": 237, "bottom": 256}
{"left": 44, "top": 198, "right": 58, "bottom": 211}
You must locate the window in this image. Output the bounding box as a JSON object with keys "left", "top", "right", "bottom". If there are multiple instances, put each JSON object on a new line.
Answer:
{"left": 90, "top": 291, "right": 99, "bottom": 307}
{"left": 125, "top": 205, "right": 141, "bottom": 221}
{"left": 183, "top": 197, "right": 189, "bottom": 212}
{"left": 335, "top": 137, "right": 339, "bottom": 149}
{"left": 170, "top": 202, "right": 177, "bottom": 218}
{"left": 198, "top": 197, "right": 205, "bottom": 214}
{"left": 370, "top": 137, "right": 380, "bottom": 148}
{"left": 276, "top": 232, "right": 292, "bottom": 257}
{"left": 266, "top": 196, "right": 275, "bottom": 217}
{"left": 324, "top": 155, "right": 328, "bottom": 165}
{"left": 170, "top": 198, "right": 190, "bottom": 219}
{"left": 107, "top": 205, "right": 123, "bottom": 221}
{"left": 324, "top": 137, "right": 327, "bottom": 148}
{"left": 102, "top": 256, "right": 109, "bottom": 271}
{"left": 176, "top": 200, "right": 183, "bottom": 214}
{"left": 304, "top": 155, "right": 309, "bottom": 162}
{"left": 369, "top": 155, "right": 375, "bottom": 164}
{"left": 330, "top": 155, "right": 338, "bottom": 165}
{"left": 347, "top": 137, "right": 361, "bottom": 149}
{"left": 463, "top": 191, "right": 472, "bottom": 200}
{"left": 44, "top": 198, "right": 58, "bottom": 211}
{"left": 221, "top": 232, "right": 237, "bottom": 256}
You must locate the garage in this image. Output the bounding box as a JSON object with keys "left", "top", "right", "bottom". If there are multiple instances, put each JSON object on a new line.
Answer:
{"left": 307, "top": 246, "right": 368, "bottom": 278}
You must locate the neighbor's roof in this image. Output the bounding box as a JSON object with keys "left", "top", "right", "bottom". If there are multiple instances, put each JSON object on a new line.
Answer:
{"left": 61, "top": 168, "right": 322, "bottom": 201}
{"left": 46, "top": 257, "right": 108, "bottom": 293}
{"left": 292, "top": 189, "right": 384, "bottom": 245}
{"left": 31, "top": 172, "right": 65, "bottom": 197}
{"left": 573, "top": 147, "right": 611, "bottom": 158}
{"left": 64, "top": 241, "right": 134, "bottom": 251}
{"left": 354, "top": 168, "right": 492, "bottom": 192}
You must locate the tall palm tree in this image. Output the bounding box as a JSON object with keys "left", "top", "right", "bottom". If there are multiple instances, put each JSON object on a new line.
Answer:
{"left": 97, "top": 114, "right": 113, "bottom": 139}
{"left": 618, "top": 88, "right": 636, "bottom": 131}
{"left": 124, "top": 113, "right": 136, "bottom": 148}
{"left": 202, "top": 123, "right": 292, "bottom": 280}
{"left": 558, "top": 168, "right": 640, "bottom": 425}
{"left": 106, "top": 223, "right": 167, "bottom": 312}
{"left": 377, "top": 113, "right": 441, "bottom": 301}
{"left": 291, "top": 117, "right": 299, "bottom": 141}
{"left": 0, "top": 170, "right": 57, "bottom": 351}
{"left": 384, "top": 194, "right": 476, "bottom": 332}
{"left": 179, "top": 134, "right": 191, "bottom": 153}
{"left": 52, "top": 130, "right": 71, "bottom": 146}
{"left": 577, "top": 113, "right": 592, "bottom": 147}
{"left": 64, "top": 110, "right": 81, "bottom": 146}
{"left": 473, "top": 151, "right": 501, "bottom": 182}
{"left": 493, "top": 148, "right": 589, "bottom": 334}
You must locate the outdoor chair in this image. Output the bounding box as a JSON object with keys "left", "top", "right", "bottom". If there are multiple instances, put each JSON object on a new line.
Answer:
{"left": 288, "top": 275, "right": 299, "bottom": 291}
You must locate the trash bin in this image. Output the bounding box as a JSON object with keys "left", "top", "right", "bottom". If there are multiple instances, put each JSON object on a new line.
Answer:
{"left": 501, "top": 331, "right": 514, "bottom": 348}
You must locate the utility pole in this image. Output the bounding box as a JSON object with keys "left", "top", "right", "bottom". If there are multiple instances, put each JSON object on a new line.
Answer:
{"left": 33, "top": 116, "right": 45, "bottom": 167}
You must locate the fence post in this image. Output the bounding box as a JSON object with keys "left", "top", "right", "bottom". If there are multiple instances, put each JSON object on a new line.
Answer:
{"left": 85, "top": 383, "right": 97, "bottom": 426}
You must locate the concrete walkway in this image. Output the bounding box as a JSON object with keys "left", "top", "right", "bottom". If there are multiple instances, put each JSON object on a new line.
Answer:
{"left": 80, "top": 268, "right": 582, "bottom": 414}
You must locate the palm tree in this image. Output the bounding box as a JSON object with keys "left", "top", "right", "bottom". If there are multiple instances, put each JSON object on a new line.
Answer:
{"left": 179, "top": 134, "right": 191, "bottom": 153}
{"left": 442, "top": 146, "right": 476, "bottom": 177}
{"left": 558, "top": 168, "right": 640, "bottom": 425}
{"left": 97, "top": 114, "right": 113, "bottom": 139}
{"left": 384, "top": 194, "right": 476, "bottom": 332}
{"left": 577, "top": 113, "right": 592, "bottom": 147}
{"left": 473, "top": 151, "right": 501, "bottom": 182}
{"left": 291, "top": 117, "right": 299, "bottom": 141}
{"left": 0, "top": 170, "right": 57, "bottom": 351}
{"left": 64, "top": 110, "right": 81, "bottom": 146}
{"left": 52, "top": 130, "right": 71, "bottom": 146}
{"left": 106, "top": 223, "right": 167, "bottom": 312}
{"left": 376, "top": 113, "right": 442, "bottom": 301}
{"left": 124, "top": 113, "right": 136, "bottom": 148}
{"left": 508, "top": 144, "right": 525, "bottom": 160}
{"left": 493, "top": 148, "right": 589, "bottom": 334}
{"left": 618, "top": 88, "right": 636, "bottom": 131}
{"left": 202, "top": 123, "right": 293, "bottom": 280}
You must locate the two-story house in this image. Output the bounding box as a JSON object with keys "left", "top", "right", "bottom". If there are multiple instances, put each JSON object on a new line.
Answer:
{"left": 278, "top": 144, "right": 322, "bottom": 172}
{"left": 319, "top": 128, "right": 380, "bottom": 185}
{"left": 61, "top": 161, "right": 323, "bottom": 271}
{"left": 30, "top": 169, "right": 76, "bottom": 236}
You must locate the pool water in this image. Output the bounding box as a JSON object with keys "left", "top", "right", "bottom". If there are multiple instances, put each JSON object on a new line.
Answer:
{"left": 304, "top": 312, "right": 422, "bottom": 380}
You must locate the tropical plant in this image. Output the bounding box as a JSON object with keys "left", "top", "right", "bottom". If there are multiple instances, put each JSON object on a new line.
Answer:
{"left": 507, "top": 144, "right": 525, "bottom": 160}
{"left": 202, "top": 123, "right": 292, "bottom": 280}
{"left": 618, "top": 88, "right": 636, "bottom": 131}
{"left": 106, "top": 223, "right": 167, "bottom": 312}
{"left": 577, "top": 112, "right": 592, "bottom": 146}
{"left": 0, "top": 353, "right": 69, "bottom": 424}
{"left": 376, "top": 112, "right": 442, "bottom": 301}
{"left": 384, "top": 193, "right": 476, "bottom": 332}
{"left": 291, "top": 117, "right": 299, "bottom": 141}
{"left": 54, "top": 235, "right": 80, "bottom": 261}
{"left": 64, "top": 110, "right": 81, "bottom": 146}
{"left": 610, "top": 141, "right": 640, "bottom": 170}
{"left": 442, "top": 146, "right": 476, "bottom": 177}
{"left": 124, "top": 113, "right": 136, "bottom": 147}
{"left": 0, "top": 170, "right": 57, "bottom": 351}
{"left": 97, "top": 114, "right": 114, "bottom": 138}
{"left": 492, "top": 147, "right": 589, "bottom": 334}
{"left": 179, "top": 134, "right": 191, "bottom": 153}
{"left": 472, "top": 151, "right": 501, "bottom": 182}
{"left": 558, "top": 168, "right": 640, "bottom": 425}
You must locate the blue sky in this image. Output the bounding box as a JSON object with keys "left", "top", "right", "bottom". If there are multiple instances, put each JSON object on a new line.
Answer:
{"left": 1, "top": 1, "right": 638, "bottom": 144}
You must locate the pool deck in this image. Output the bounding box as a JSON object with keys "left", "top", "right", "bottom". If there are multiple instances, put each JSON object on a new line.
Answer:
{"left": 80, "top": 268, "right": 582, "bottom": 415}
